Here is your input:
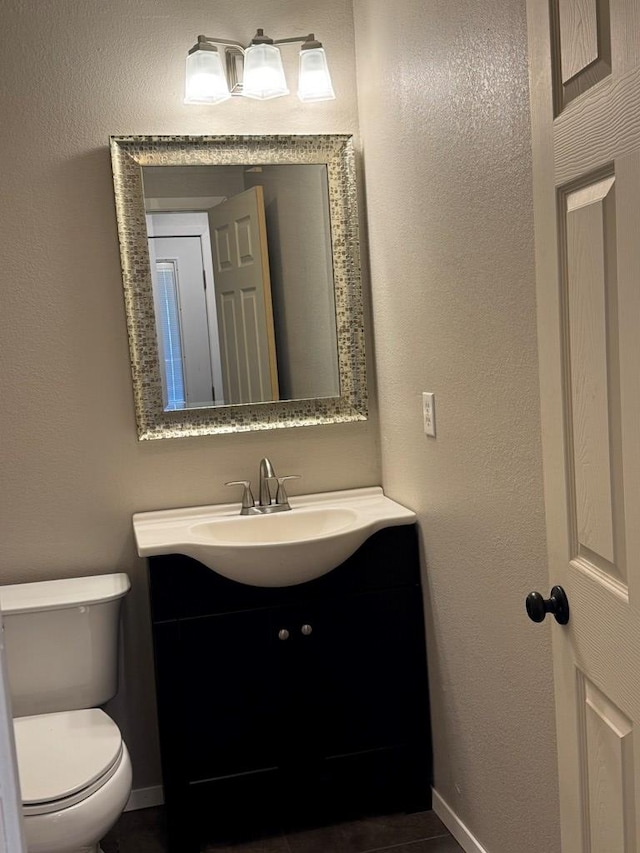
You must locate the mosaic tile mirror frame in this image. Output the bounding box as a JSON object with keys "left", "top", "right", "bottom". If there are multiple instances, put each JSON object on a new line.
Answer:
{"left": 110, "top": 134, "right": 367, "bottom": 440}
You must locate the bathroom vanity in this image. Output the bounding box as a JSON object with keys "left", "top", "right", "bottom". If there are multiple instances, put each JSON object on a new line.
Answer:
{"left": 147, "top": 524, "right": 432, "bottom": 851}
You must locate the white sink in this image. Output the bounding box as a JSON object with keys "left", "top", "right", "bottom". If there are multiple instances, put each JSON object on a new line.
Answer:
{"left": 133, "top": 487, "right": 416, "bottom": 587}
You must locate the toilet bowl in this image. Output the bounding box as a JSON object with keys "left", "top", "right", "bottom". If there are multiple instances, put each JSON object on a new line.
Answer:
{"left": 15, "top": 709, "right": 132, "bottom": 853}
{"left": 0, "top": 574, "right": 132, "bottom": 853}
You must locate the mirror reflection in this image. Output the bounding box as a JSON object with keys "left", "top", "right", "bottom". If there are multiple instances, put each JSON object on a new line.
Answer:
{"left": 142, "top": 164, "right": 339, "bottom": 411}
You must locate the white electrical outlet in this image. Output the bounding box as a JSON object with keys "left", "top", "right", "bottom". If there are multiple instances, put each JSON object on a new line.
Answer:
{"left": 422, "top": 392, "right": 436, "bottom": 437}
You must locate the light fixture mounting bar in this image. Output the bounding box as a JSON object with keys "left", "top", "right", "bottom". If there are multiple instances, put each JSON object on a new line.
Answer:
{"left": 273, "top": 34, "right": 316, "bottom": 45}
{"left": 196, "top": 32, "right": 320, "bottom": 49}
{"left": 198, "top": 35, "right": 245, "bottom": 51}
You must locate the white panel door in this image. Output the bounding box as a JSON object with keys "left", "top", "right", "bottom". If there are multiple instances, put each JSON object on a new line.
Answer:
{"left": 526, "top": 0, "right": 640, "bottom": 849}
{"left": 208, "top": 186, "right": 279, "bottom": 405}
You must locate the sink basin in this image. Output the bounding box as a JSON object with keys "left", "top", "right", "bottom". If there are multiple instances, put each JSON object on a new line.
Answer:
{"left": 190, "top": 507, "right": 358, "bottom": 545}
{"left": 133, "top": 487, "right": 416, "bottom": 587}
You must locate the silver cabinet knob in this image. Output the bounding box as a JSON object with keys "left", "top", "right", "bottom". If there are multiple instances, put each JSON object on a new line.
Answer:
{"left": 278, "top": 629, "right": 290, "bottom": 641}
{"left": 301, "top": 624, "right": 313, "bottom": 636}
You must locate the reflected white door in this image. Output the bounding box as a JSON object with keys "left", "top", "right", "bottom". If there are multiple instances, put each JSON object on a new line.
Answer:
{"left": 527, "top": 0, "right": 640, "bottom": 849}
{"left": 151, "top": 236, "right": 214, "bottom": 408}
{"left": 208, "top": 186, "right": 279, "bottom": 404}
{"left": 147, "top": 212, "right": 224, "bottom": 409}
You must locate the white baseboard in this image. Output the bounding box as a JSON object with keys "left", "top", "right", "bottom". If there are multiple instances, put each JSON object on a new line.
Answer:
{"left": 432, "top": 788, "right": 489, "bottom": 853}
{"left": 124, "top": 785, "right": 164, "bottom": 812}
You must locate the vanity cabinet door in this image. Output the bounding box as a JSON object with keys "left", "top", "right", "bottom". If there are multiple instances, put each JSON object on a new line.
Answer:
{"left": 177, "top": 609, "right": 286, "bottom": 782}
{"left": 319, "top": 586, "right": 429, "bottom": 758}
{"left": 275, "top": 586, "right": 430, "bottom": 764}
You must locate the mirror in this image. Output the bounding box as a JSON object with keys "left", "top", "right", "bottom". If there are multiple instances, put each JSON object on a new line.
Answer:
{"left": 143, "top": 163, "right": 339, "bottom": 410}
{"left": 110, "top": 135, "right": 367, "bottom": 439}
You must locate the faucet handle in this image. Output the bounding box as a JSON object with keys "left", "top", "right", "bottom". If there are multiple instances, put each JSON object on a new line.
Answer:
{"left": 225, "top": 480, "right": 255, "bottom": 511}
{"left": 275, "top": 475, "right": 301, "bottom": 507}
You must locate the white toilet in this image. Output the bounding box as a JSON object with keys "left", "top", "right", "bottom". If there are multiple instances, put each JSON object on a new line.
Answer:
{"left": 0, "top": 573, "right": 133, "bottom": 853}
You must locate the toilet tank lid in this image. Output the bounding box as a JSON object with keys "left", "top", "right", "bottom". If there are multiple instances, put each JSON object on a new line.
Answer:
{"left": 0, "top": 573, "right": 130, "bottom": 615}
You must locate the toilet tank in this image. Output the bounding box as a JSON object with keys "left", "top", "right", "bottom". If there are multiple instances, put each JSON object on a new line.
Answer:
{"left": 0, "top": 574, "right": 130, "bottom": 718}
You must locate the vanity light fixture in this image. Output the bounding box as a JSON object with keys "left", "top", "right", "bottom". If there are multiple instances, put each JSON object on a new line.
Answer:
{"left": 185, "top": 29, "right": 335, "bottom": 104}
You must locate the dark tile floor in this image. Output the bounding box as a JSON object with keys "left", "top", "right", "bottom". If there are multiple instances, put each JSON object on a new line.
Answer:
{"left": 103, "top": 807, "right": 464, "bottom": 853}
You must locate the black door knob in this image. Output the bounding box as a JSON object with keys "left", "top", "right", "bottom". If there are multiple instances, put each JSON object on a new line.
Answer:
{"left": 525, "top": 585, "right": 570, "bottom": 625}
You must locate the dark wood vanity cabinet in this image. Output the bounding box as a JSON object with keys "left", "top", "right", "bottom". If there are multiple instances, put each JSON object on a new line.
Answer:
{"left": 148, "top": 525, "right": 432, "bottom": 851}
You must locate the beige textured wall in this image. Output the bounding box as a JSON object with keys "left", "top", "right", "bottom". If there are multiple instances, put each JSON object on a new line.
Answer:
{"left": 245, "top": 165, "right": 340, "bottom": 400}
{"left": 353, "top": 2, "right": 560, "bottom": 852}
{"left": 0, "top": 0, "right": 377, "bottom": 789}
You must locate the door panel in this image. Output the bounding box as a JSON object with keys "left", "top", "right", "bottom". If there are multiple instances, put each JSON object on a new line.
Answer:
{"left": 235, "top": 215, "right": 253, "bottom": 264}
{"left": 580, "top": 674, "right": 635, "bottom": 853}
{"left": 527, "top": 0, "right": 640, "bottom": 849}
{"left": 563, "top": 175, "right": 623, "bottom": 577}
{"left": 213, "top": 226, "right": 233, "bottom": 269}
{"left": 558, "top": 0, "right": 599, "bottom": 81}
{"left": 556, "top": 0, "right": 612, "bottom": 108}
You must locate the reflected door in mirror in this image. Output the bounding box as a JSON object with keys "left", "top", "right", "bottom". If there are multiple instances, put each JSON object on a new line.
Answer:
{"left": 148, "top": 189, "right": 279, "bottom": 411}
{"left": 207, "top": 186, "right": 279, "bottom": 406}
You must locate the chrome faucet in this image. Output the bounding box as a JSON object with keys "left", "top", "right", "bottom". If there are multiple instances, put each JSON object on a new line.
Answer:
{"left": 225, "top": 457, "right": 300, "bottom": 515}
{"left": 258, "top": 457, "right": 276, "bottom": 508}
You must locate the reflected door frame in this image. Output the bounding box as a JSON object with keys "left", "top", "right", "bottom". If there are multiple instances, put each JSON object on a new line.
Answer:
{"left": 146, "top": 208, "right": 225, "bottom": 408}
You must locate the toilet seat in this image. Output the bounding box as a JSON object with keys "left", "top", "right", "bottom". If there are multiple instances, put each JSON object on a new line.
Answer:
{"left": 14, "top": 708, "right": 124, "bottom": 817}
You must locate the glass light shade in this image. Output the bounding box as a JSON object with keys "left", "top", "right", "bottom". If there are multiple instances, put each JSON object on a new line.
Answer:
{"left": 242, "top": 43, "right": 289, "bottom": 100}
{"left": 298, "top": 47, "right": 335, "bottom": 102}
{"left": 185, "top": 48, "right": 231, "bottom": 104}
